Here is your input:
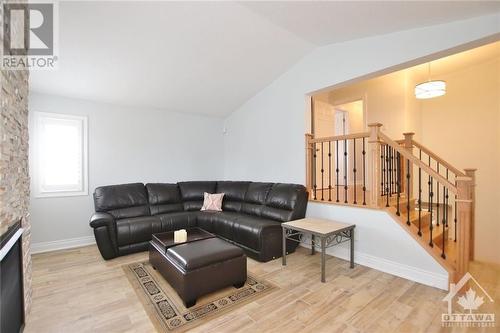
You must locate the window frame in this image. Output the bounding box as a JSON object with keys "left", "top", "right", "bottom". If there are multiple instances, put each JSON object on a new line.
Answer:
{"left": 33, "top": 111, "right": 89, "bottom": 198}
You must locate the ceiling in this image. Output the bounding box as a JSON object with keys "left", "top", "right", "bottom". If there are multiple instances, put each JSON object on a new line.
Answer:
{"left": 410, "top": 41, "right": 500, "bottom": 81}
{"left": 314, "top": 41, "right": 500, "bottom": 99}
{"left": 30, "top": 1, "right": 500, "bottom": 117}
{"left": 241, "top": 1, "right": 500, "bottom": 46}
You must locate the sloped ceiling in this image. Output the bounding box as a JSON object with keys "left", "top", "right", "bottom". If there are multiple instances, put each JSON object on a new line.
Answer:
{"left": 29, "top": 1, "right": 500, "bottom": 117}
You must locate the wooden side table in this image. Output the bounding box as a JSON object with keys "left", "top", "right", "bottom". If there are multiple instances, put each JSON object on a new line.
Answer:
{"left": 282, "top": 218, "right": 355, "bottom": 282}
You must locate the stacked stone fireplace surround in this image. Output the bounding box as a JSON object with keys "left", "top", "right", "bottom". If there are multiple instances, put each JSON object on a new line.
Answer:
{"left": 0, "top": 0, "right": 32, "bottom": 315}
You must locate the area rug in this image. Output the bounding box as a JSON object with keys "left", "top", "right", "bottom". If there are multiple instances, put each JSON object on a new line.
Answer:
{"left": 123, "top": 261, "right": 277, "bottom": 332}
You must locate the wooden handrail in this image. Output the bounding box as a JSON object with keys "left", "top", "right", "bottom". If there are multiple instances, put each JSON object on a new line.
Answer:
{"left": 309, "top": 131, "right": 370, "bottom": 143}
{"left": 379, "top": 132, "right": 460, "bottom": 194}
{"left": 411, "top": 140, "right": 466, "bottom": 177}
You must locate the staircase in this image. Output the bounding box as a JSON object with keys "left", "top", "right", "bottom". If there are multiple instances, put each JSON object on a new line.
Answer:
{"left": 305, "top": 123, "right": 476, "bottom": 284}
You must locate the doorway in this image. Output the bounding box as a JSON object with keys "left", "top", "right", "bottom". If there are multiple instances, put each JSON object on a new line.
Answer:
{"left": 312, "top": 98, "right": 365, "bottom": 190}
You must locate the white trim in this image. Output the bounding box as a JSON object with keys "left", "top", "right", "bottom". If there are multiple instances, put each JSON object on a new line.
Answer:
{"left": 299, "top": 243, "right": 449, "bottom": 290}
{"left": 0, "top": 228, "right": 24, "bottom": 261}
{"left": 31, "top": 236, "right": 95, "bottom": 254}
{"left": 32, "top": 111, "right": 89, "bottom": 198}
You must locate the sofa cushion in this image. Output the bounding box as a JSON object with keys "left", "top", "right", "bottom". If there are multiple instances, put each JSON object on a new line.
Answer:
{"left": 261, "top": 184, "right": 308, "bottom": 222}
{"left": 94, "top": 183, "right": 150, "bottom": 219}
{"left": 166, "top": 238, "right": 244, "bottom": 271}
{"left": 178, "top": 181, "right": 217, "bottom": 211}
{"left": 232, "top": 215, "right": 282, "bottom": 251}
{"left": 146, "top": 183, "right": 184, "bottom": 215}
{"left": 196, "top": 211, "right": 239, "bottom": 233}
{"left": 156, "top": 212, "right": 198, "bottom": 231}
{"left": 241, "top": 182, "right": 273, "bottom": 217}
{"left": 216, "top": 181, "right": 250, "bottom": 212}
{"left": 213, "top": 214, "right": 236, "bottom": 241}
{"left": 116, "top": 216, "right": 161, "bottom": 246}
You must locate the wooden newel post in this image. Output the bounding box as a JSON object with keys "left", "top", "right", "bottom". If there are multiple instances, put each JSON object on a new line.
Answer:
{"left": 402, "top": 132, "right": 415, "bottom": 199}
{"left": 455, "top": 175, "right": 474, "bottom": 282}
{"left": 464, "top": 168, "right": 476, "bottom": 261}
{"left": 305, "top": 133, "right": 314, "bottom": 199}
{"left": 368, "top": 123, "right": 382, "bottom": 207}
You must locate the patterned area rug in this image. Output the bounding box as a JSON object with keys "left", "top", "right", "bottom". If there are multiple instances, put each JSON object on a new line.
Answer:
{"left": 123, "top": 261, "right": 277, "bottom": 332}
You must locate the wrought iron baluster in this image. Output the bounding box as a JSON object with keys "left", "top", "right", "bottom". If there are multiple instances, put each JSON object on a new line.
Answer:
{"left": 353, "top": 138, "right": 357, "bottom": 204}
{"left": 441, "top": 174, "right": 447, "bottom": 259}
{"left": 436, "top": 163, "right": 440, "bottom": 227}
{"left": 313, "top": 142, "right": 317, "bottom": 200}
{"left": 393, "top": 146, "right": 396, "bottom": 194}
{"left": 321, "top": 142, "right": 324, "bottom": 201}
{"left": 336, "top": 140, "right": 339, "bottom": 203}
{"left": 406, "top": 159, "right": 411, "bottom": 225}
{"left": 445, "top": 169, "right": 449, "bottom": 228}
{"left": 396, "top": 152, "right": 401, "bottom": 216}
{"left": 392, "top": 146, "right": 396, "bottom": 195}
{"left": 418, "top": 149, "right": 422, "bottom": 236}
{"left": 381, "top": 144, "right": 385, "bottom": 196}
{"left": 385, "top": 145, "right": 390, "bottom": 207}
{"left": 362, "top": 137, "right": 366, "bottom": 206}
{"left": 454, "top": 191, "right": 457, "bottom": 242}
{"left": 344, "top": 139, "right": 348, "bottom": 204}
{"left": 388, "top": 146, "right": 393, "bottom": 196}
{"left": 429, "top": 156, "right": 434, "bottom": 247}
{"left": 328, "top": 141, "right": 332, "bottom": 202}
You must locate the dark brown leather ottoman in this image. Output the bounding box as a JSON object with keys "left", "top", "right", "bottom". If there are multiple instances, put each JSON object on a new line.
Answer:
{"left": 149, "top": 236, "right": 247, "bottom": 308}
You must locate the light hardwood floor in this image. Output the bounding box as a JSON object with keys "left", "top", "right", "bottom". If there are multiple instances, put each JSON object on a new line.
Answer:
{"left": 25, "top": 245, "right": 500, "bottom": 333}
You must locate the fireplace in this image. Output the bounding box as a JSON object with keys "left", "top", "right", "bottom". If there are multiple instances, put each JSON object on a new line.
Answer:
{"left": 0, "top": 220, "right": 25, "bottom": 333}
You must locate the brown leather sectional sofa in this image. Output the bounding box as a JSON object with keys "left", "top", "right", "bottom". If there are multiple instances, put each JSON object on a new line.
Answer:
{"left": 89, "top": 181, "right": 308, "bottom": 262}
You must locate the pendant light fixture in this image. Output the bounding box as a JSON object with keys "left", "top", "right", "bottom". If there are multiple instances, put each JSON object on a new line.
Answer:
{"left": 415, "top": 62, "right": 446, "bottom": 99}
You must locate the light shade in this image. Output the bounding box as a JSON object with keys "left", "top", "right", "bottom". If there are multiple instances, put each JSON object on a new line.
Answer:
{"left": 415, "top": 80, "right": 446, "bottom": 99}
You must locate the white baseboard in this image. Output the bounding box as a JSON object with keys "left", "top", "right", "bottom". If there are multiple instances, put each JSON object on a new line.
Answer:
{"left": 299, "top": 243, "right": 449, "bottom": 290}
{"left": 31, "top": 236, "right": 95, "bottom": 254}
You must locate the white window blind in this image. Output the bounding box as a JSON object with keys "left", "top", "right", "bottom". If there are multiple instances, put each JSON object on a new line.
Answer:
{"left": 34, "top": 112, "right": 88, "bottom": 197}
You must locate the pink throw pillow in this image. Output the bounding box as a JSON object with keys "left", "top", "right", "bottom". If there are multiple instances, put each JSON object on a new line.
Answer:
{"left": 200, "top": 192, "right": 224, "bottom": 211}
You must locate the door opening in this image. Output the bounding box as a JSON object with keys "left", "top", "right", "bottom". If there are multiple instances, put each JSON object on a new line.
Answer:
{"left": 312, "top": 98, "right": 364, "bottom": 190}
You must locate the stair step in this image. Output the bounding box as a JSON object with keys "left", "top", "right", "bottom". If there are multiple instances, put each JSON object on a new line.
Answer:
{"left": 433, "top": 226, "right": 450, "bottom": 247}
{"left": 374, "top": 195, "right": 418, "bottom": 211}
{"left": 419, "top": 222, "right": 450, "bottom": 249}
{"left": 392, "top": 200, "right": 417, "bottom": 214}
{"left": 397, "top": 209, "right": 432, "bottom": 229}
{"left": 386, "top": 206, "right": 458, "bottom": 272}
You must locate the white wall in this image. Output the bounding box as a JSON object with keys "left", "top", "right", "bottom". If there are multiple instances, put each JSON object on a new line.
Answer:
{"left": 223, "top": 14, "right": 500, "bottom": 182}
{"left": 418, "top": 58, "right": 500, "bottom": 264}
{"left": 307, "top": 202, "right": 448, "bottom": 289}
{"left": 222, "top": 14, "right": 500, "bottom": 282}
{"left": 29, "top": 93, "right": 224, "bottom": 251}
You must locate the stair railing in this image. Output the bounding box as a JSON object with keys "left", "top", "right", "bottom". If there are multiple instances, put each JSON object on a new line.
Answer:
{"left": 369, "top": 123, "right": 475, "bottom": 282}
{"left": 305, "top": 123, "right": 476, "bottom": 282}
{"left": 305, "top": 131, "right": 370, "bottom": 205}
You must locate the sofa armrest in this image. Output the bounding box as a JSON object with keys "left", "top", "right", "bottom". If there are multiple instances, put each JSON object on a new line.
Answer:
{"left": 89, "top": 212, "right": 114, "bottom": 228}
{"left": 89, "top": 212, "right": 118, "bottom": 260}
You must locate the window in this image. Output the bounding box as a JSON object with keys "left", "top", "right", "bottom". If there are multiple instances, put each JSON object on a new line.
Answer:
{"left": 33, "top": 112, "right": 88, "bottom": 197}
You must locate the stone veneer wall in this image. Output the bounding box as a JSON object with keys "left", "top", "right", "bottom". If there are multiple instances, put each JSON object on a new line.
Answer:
{"left": 0, "top": 0, "right": 32, "bottom": 315}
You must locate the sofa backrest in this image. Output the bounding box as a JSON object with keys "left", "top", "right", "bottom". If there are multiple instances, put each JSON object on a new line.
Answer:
{"left": 178, "top": 181, "right": 217, "bottom": 211}
{"left": 93, "top": 181, "right": 308, "bottom": 222}
{"left": 93, "top": 183, "right": 150, "bottom": 219}
{"left": 261, "top": 184, "right": 308, "bottom": 222}
{"left": 241, "top": 182, "right": 274, "bottom": 217}
{"left": 216, "top": 181, "right": 250, "bottom": 212}
{"left": 146, "top": 183, "right": 184, "bottom": 215}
